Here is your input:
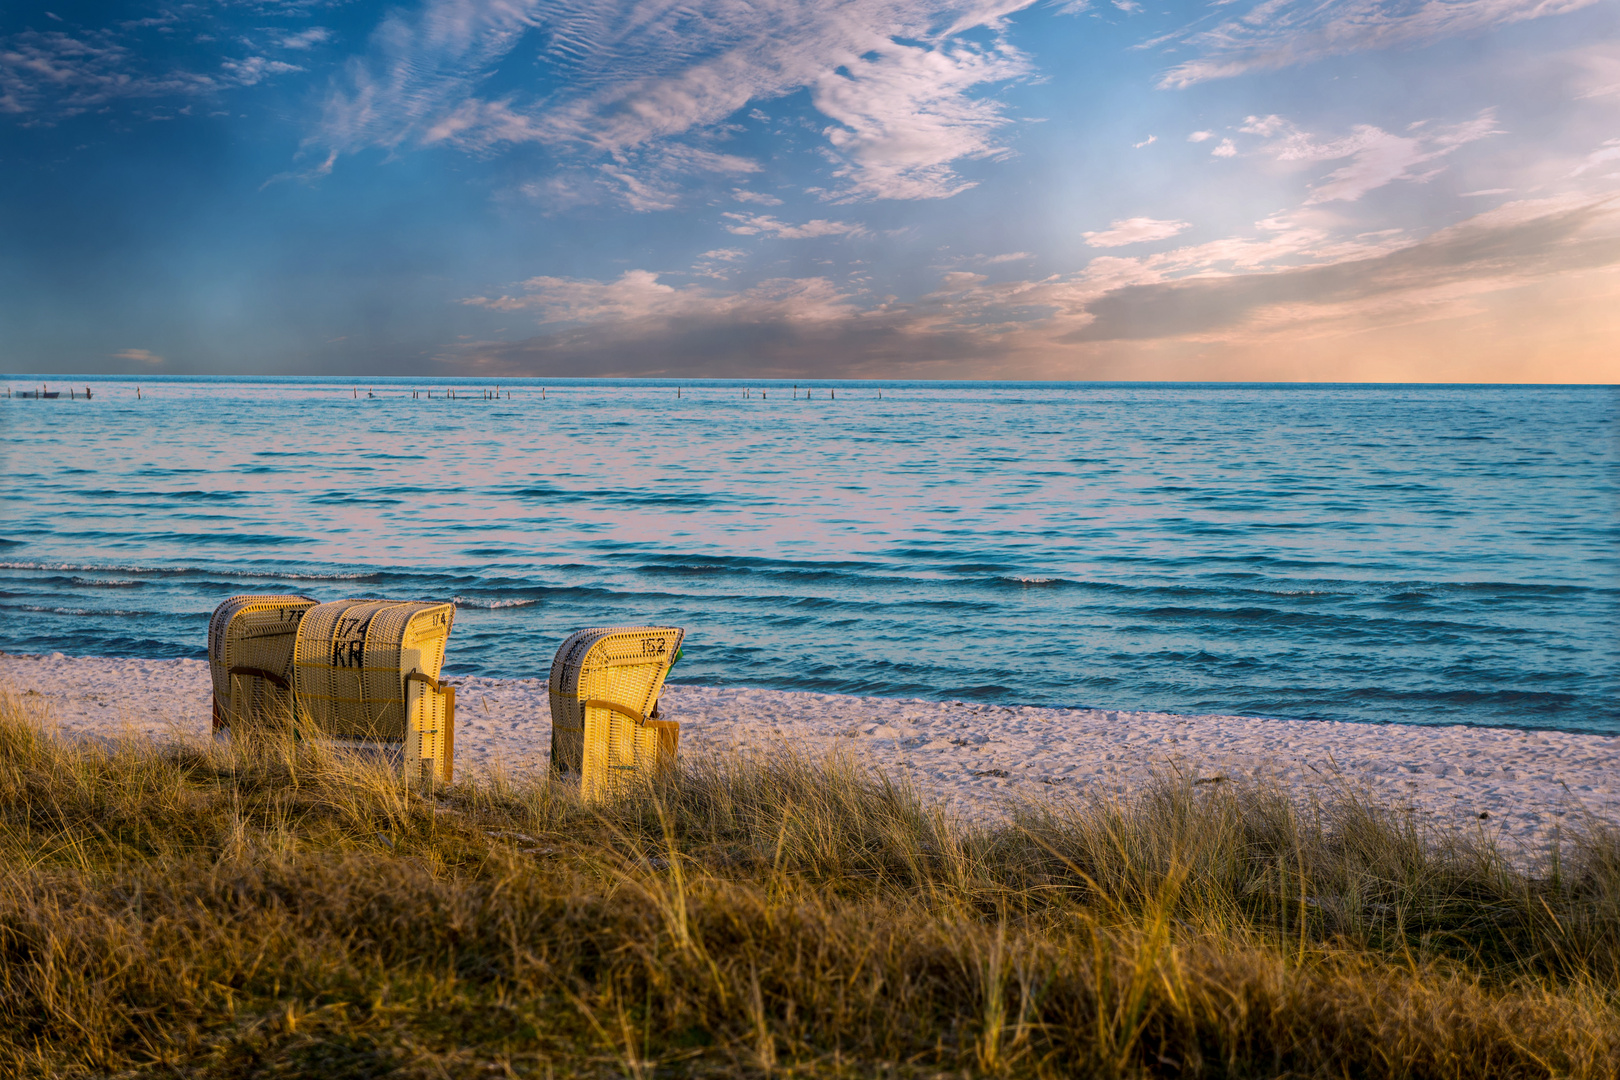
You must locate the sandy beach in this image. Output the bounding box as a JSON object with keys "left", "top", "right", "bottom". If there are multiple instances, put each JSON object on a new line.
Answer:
{"left": 4, "top": 650, "right": 1615, "bottom": 865}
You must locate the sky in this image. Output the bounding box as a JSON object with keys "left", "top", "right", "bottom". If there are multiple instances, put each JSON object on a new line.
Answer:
{"left": 2, "top": 0, "right": 1617, "bottom": 381}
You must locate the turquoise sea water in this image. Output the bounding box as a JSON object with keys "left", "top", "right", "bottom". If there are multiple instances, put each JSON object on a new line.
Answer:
{"left": 2, "top": 377, "right": 1616, "bottom": 733}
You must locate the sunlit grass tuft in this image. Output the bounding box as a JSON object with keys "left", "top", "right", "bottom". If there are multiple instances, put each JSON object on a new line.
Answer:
{"left": 0, "top": 689, "right": 1614, "bottom": 1077}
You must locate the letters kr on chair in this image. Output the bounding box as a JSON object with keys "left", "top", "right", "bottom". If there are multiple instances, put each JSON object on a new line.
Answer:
{"left": 209, "top": 595, "right": 457, "bottom": 783}
{"left": 292, "top": 599, "right": 458, "bottom": 783}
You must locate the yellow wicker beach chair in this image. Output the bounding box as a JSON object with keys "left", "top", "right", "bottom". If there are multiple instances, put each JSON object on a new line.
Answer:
{"left": 549, "top": 626, "right": 684, "bottom": 801}
{"left": 291, "top": 599, "right": 457, "bottom": 783}
{"left": 207, "top": 594, "right": 319, "bottom": 734}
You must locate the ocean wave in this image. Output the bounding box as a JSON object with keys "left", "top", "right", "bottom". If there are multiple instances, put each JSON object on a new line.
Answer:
{"left": 0, "top": 561, "right": 391, "bottom": 583}
{"left": 1001, "top": 575, "right": 1069, "bottom": 587}
{"left": 511, "top": 485, "right": 734, "bottom": 508}
{"left": 17, "top": 606, "right": 154, "bottom": 617}
{"left": 452, "top": 596, "right": 538, "bottom": 609}
{"left": 70, "top": 577, "right": 145, "bottom": 588}
{"left": 1, "top": 561, "right": 187, "bottom": 574}
{"left": 246, "top": 569, "right": 394, "bottom": 582}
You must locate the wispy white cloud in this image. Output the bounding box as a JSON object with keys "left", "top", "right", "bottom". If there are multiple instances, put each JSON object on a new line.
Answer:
{"left": 278, "top": 28, "right": 332, "bottom": 51}
{"left": 1187, "top": 130, "right": 1214, "bottom": 142}
{"left": 1211, "top": 138, "right": 1237, "bottom": 157}
{"left": 318, "top": 0, "right": 1038, "bottom": 204}
{"left": 1158, "top": 0, "right": 1600, "bottom": 88}
{"left": 1133, "top": 134, "right": 1156, "bottom": 148}
{"left": 1083, "top": 217, "right": 1191, "bottom": 247}
{"left": 0, "top": 24, "right": 306, "bottom": 119}
{"left": 1239, "top": 114, "right": 1289, "bottom": 137}
{"left": 1572, "top": 137, "right": 1620, "bottom": 177}
{"left": 934, "top": 250, "right": 1035, "bottom": 267}
{"left": 111, "top": 348, "right": 164, "bottom": 365}
{"left": 1256, "top": 110, "right": 1501, "bottom": 203}
{"left": 1571, "top": 46, "right": 1620, "bottom": 100}
{"left": 221, "top": 56, "right": 303, "bottom": 87}
{"left": 813, "top": 35, "right": 1032, "bottom": 200}
{"left": 461, "top": 268, "right": 858, "bottom": 324}
{"left": 1, "top": 31, "right": 204, "bottom": 117}
{"left": 723, "top": 212, "right": 867, "bottom": 238}
{"left": 692, "top": 247, "right": 751, "bottom": 278}
{"left": 733, "top": 189, "right": 784, "bottom": 205}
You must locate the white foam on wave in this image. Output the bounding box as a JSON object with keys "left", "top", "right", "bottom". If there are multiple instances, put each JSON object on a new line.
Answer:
{"left": 452, "top": 596, "right": 539, "bottom": 609}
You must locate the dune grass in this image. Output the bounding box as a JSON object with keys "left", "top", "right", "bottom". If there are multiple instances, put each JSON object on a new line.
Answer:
{"left": 0, "top": 692, "right": 1615, "bottom": 1078}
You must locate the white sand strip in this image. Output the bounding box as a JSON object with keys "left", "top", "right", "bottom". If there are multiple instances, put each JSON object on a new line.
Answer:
{"left": 3, "top": 652, "right": 1616, "bottom": 865}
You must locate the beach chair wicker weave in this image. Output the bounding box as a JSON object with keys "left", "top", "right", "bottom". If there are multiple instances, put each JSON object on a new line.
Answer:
{"left": 207, "top": 594, "right": 319, "bottom": 734}
{"left": 549, "top": 626, "right": 684, "bottom": 801}
{"left": 291, "top": 599, "right": 457, "bottom": 782}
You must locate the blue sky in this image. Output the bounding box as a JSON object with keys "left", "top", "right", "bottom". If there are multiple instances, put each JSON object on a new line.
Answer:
{"left": 2, "top": 0, "right": 1617, "bottom": 380}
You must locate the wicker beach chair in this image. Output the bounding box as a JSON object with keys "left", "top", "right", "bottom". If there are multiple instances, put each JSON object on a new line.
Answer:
{"left": 207, "top": 594, "right": 319, "bottom": 734}
{"left": 291, "top": 599, "right": 457, "bottom": 783}
{"left": 548, "top": 626, "right": 684, "bottom": 801}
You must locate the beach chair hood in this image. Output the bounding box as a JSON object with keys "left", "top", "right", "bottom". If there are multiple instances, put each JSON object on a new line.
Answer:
{"left": 292, "top": 598, "right": 457, "bottom": 781}
{"left": 207, "top": 594, "right": 319, "bottom": 733}
{"left": 549, "top": 626, "right": 684, "bottom": 801}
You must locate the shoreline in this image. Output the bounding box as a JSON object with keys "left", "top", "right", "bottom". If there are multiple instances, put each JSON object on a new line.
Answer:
{"left": 4, "top": 650, "right": 1616, "bottom": 865}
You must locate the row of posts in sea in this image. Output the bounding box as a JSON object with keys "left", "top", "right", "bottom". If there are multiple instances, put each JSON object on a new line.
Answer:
{"left": 7, "top": 384, "right": 93, "bottom": 399}
{"left": 8, "top": 383, "right": 881, "bottom": 402}
{"left": 388, "top": 385, "right": 875, "bottom": 400}
{"left": 8, "top": 385, "right": 150, "bottom": 399}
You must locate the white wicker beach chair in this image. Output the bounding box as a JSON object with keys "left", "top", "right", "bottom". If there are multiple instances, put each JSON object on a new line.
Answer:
{"left": 207, "top": 594, "right": 319, "bottom": 734}
{"left": 548, "top": 626, "right": 684, "bottom": 801}
{"left": 291, "top": 599, "right": 457, "bottom": 782}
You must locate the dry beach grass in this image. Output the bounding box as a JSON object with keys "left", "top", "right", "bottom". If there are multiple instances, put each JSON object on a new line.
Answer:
{"left": 0, "top": 689, "right": 1615, "bottom": 1078}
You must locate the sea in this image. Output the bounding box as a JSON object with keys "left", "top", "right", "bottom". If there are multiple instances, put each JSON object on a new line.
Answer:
{"left": 2, "top": 377, "right": 1616, "bottom": 734}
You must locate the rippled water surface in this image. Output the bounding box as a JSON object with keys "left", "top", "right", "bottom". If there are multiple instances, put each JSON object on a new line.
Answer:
{"left": 2, "top": 377, "right": 1616, "bottom": 733}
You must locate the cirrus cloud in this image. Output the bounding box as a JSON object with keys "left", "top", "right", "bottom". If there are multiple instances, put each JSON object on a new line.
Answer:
{"left": 1082, "top": 217, "right": 1192, "bottom": 247}
{"left": 1157, "top": 0, "right": 1601, "bottom": 89}
{"left": 722, "top": 212, "right": 868, "bottom": 238}
{"left": 316, "top": 0, "right": 1039, "bottom": 205}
